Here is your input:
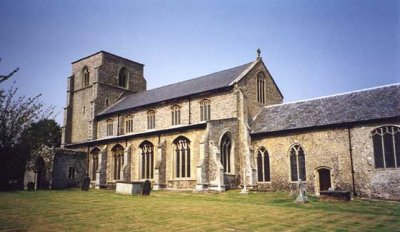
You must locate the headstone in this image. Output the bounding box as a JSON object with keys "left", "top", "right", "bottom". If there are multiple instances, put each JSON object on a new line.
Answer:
{"left": 295, "top": 180, "right": 309, "bottom": 203}
{"left": 27, "top": 182, "right": 35, "bottom": 190}
{"left": 142, "top": 180, "right": 151, "bottom": 196}
{"left": 81, "top": 176, "right": 90, "bottom": 191}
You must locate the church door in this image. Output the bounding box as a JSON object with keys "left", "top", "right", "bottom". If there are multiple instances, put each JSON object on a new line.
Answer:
{"left": 318, "top": 168, "right": 331, "bottom": 191}
{"left": 36, "top": 157, "right": 46, "bottom": 189}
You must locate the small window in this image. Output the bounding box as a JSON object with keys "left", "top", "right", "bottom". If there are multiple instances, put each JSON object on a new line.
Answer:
{"left": 257, "top": 147, "right": 270, "bottom": 182}
{"left": 257, "top": 72, "right": 266, "bottom": 104}
{"left": 200, "top": 99, "right": 211, "bottom": 121}
{"left": 118, "top": 67, "right": 128, "bottom": 88}
{"left": 171, "top": 105, "right": 181, "bottom": 126}
{"left": 82, "top": 67, "right": 89, "bottom": 87}
{"left": 105, "top": 98, "right": 109, "bottom": 107}
{"left": 106, "top": 119, "right": 113, "bottom": 136}
{"left": 68, "top": 167, "right": 76, "bottom": 179}
{"left": 290, "top": 144, "right": 306, "bottom": 181}
{"left": 125, "top": 115, "right": 133, "bottom": 134}
{"left": 147, "top": 110, "right": 155, "bottom": 129}
{"left": 372, "top": 126, "right": 400, "bottom": 169}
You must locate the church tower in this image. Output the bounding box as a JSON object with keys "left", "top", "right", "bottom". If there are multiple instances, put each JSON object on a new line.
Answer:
{"left": 62, "top": 51, "right": 146, "bottom": 146}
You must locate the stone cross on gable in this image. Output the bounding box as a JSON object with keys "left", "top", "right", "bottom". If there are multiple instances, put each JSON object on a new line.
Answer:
{"left": 257, "top": 49, "right": 261, "bottom": 58}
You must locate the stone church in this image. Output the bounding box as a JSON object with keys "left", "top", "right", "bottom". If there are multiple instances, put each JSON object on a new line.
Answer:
{"left": 55, "top": 50, "right": 399, "bottom": 200}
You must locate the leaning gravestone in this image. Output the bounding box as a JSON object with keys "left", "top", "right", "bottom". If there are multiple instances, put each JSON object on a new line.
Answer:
{"left": 295, "top": 180, "right": 309, "bottom": 203}
{"left": 142, "top": 180, "right": 151, "bottom": 196}
{"left": 81, "top": 176, "right": 90, "bottom": 191}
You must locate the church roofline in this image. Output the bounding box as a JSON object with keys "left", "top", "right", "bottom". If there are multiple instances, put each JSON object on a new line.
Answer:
{"left": 71, "top": 50, "right": 144, "bottom": 66}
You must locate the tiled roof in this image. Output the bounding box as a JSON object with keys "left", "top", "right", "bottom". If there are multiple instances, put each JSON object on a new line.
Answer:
{"left": 98, "top": 61, "right": 256, "bottom": 116}
{"left": 251, "top": 84, "right": 400, "bottom": 134}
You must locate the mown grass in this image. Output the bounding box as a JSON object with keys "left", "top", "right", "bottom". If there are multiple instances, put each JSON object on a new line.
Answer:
{"left": 0, "top": 189, "right": 399, "bottom": 231}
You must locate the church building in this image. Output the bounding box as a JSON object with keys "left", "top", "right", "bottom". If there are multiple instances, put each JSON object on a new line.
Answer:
{"left": 58, "top": 50, "right": 399, "bottom": 200}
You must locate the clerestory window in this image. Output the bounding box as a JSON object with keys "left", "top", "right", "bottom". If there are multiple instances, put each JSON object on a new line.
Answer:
{"left": 171, "top": 105, "right": 181, "bottom": 126}
{"left": 200, "top": 99, "right": 211, "bottom": 121}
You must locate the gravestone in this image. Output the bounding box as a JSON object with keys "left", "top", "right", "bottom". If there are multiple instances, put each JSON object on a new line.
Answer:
{"left": 81, "top": 176, "right": 90, "bottom": 191}
{"left": 142, "top": 180, "right": 151, "bottom": 196}
{"left": 295, "top": 180, "right": 309, "bottom": 203}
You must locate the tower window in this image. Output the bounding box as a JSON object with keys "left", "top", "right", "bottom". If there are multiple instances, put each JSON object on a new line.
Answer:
{"left": 118, "top": 67, "right": 128, "bottom": 88}
{"left": 82, "top": 67, "right": 90, "bottom": 87}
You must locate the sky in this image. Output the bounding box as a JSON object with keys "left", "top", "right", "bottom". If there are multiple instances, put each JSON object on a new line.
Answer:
{"left": 0, "top": 0, "right": 399, "bottom": 125}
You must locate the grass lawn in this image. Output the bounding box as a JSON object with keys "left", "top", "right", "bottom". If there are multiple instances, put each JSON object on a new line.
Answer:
{"left": 0, "top": 189, "right": 399, "bottom": 231}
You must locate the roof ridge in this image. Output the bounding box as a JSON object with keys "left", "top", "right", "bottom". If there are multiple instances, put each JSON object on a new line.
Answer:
{"left": 264, "top": 82, "right": 400, "bottom": 109}
{"left": 127, "top": 61, "right": 254, "bottom": 95}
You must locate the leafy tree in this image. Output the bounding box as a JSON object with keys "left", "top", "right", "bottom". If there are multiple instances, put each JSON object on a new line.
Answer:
{"left": 0, "top": 68, "right": 55, "bottom": 189}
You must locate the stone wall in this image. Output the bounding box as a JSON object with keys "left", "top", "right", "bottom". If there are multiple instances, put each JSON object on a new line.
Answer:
{"left": 96, "top": 90, "right": 238, "bottom": 139}
{"left": 52, "top": 149, "right": 87, "bottom": 189}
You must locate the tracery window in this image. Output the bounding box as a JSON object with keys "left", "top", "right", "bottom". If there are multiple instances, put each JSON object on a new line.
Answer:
{"left": 118, "top": 67, "right": 128, "bottom": 88}
{"left": 82, "top": 66, "right": 89, "bottom": 87}
{"left": 220, "top": 133, "right": 232, "bottom": 173}
{"left": 174, "top": 136, "right": 190, "bottom": 178}
{"left": 112, "top": 144, "right": 124, "bottom": 180}
{"left": 147, "top": 110, "right": 155, "bottom": 129}
{"left": 90, "top": 148, "right": 100, "bottom": 180}
{"left": 200, "top": 99, "right": 211, "bottom": 121}
{"left": 257, "top": 147, "right": 270, "bottom": 182}
{"left": 125, "top": 115, "right": 133, "bottom": 134}
{"left": 372, "top": 126, "right": 400, "bottom": 169}
{"left": 139, "top": 141, "right": 154, "bottom": 179}
{"left": 290, "top": 144, "right": 306, "bottom": 181}
{"left": 106, "top": 119, "right": 113, "bottom": 136}
{"left": 171, "top": 105, "right": 181, "bottom": 126}
{"left": 257, "top": 72, "right": 266, "bottom": 104}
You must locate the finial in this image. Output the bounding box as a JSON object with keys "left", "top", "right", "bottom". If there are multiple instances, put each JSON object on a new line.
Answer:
{"left": 257, "top": 48, "right": 261, "bottom": 59}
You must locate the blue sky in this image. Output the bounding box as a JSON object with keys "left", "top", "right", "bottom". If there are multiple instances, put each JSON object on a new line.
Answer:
{"left": 0, "top": 0, "right": 399, "bottom": 125}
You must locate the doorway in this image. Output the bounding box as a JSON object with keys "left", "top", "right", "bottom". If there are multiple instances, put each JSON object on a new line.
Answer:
{"left": 35, "top": 157, "right": 46, "bottom": 189}
{"left": 318, "top": 168, "right": 331, "bottom": 191}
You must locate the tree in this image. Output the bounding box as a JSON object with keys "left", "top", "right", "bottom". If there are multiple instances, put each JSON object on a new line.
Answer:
{"left": 0, "top": 58, "right": 19, "bottom": 84}
{"left": 0, "top": 82, "right": 55, "bottom": 189}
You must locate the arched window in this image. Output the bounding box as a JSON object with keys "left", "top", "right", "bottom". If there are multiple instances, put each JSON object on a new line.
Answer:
{"left": 200, "top": 99, "right": 211, "bottom": 121}
{"left": 118, "top": 67, "right": 128, "bottom": 88}
{"left": 257, "top": 147, "right": 270, "bottom": 182}
{"left": 290, "top": 144, "right": 306, "bottom": 181}
{"left": 220, "top": 133, "right": 232, "bottom": 173}
{"left": 147, "top": 110, "right": 155, "bottom": 129}
{"left": 257, "top": 72, "right": 266, "bottom": 104}
{"left": 372, "top": 126, "right": 400, "bottom": 168}
{"left": 171, "top": 105, "right": 181, "bottom": 126}
{"left": 106, "top": 119, "right": 113, "bottom": 136}
{"left": 90, "top": 148, "right": 100, "bottom": 180}
{"left": 82, "top": 66, "right": 89, "bottom": 87}
{"left": 125, "top": 115, "right": 133, "bottom": 134}
{"left": 112, "top": 144, "right": 124, "bottom": 180}
{"left": 139, "top": 141, "right": 154, "bottom": 179}
{"left": 174, "top": 136, "right": 190, "bottom": 178}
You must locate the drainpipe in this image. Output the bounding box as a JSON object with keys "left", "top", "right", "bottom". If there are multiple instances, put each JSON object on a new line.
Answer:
{"left": 87, "top": 146, "right": 90, "bottom": 177}
{"left": 347, "top": 127, "right": 357, "bottom": 196}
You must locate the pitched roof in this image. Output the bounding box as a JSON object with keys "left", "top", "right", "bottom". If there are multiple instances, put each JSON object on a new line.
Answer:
{"left": 98, "top": 60, "right": 257, "bottom": 116}
{"left": 251, "top": 83, "right": 400, "bottom": 134}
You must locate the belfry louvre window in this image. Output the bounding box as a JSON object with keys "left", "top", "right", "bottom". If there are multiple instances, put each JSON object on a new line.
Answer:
{"left": 112, "top": 144, "right": 124, "bottom": 180}
{"left": 171, "top": 105, "right": 181, "bottom": 126}
{"left": 200, "top": 99, "right": 211, "bottom": 121}
{"left": 106, "top": 120, "right": 113, "bottom": 136}
{"left": 290, "top": 144, "right": 306, "bottom": 181}
{"left": 140, "top": 141, "right": 154, "bottom": 179}
{"left": 118, "top": 67, "right": 128, "bottom": 88}
{"left": 174, "top": 136, "right": 190, "bottom": 178}
{"left": 257, "top": 147, "right": 270, "bottom": 182}
{"left": 82, "top": 66, "right": 89, "bottom": 87}
{"left": 125, "top": 115, "right": 133, "bottom": 133}
{"left": 147, "top": 110, "right": 155, "bottom": 129}
{"left": 257, "top": 72, "right": 266, "bottom": 104}
{"left": 220, "top": 133, "right": 232, "bottom": 173}
{"left": 372, "top": 126, "right": 400, "bottom": 169}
